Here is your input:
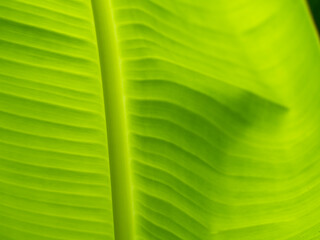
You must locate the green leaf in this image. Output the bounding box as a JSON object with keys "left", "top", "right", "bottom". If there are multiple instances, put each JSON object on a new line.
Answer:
{"left": 110, "top": 0, "right": 320, "bottom": 239}
{"left": 1, "top": 0, "right": 320, "bottom": 240}
{"left": 0, "top": 1, "right": 114, "bottom": 239}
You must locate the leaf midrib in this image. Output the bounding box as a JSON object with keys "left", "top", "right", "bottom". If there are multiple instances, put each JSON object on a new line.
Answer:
{"left": 90, "top": 0, "right": 133, "bottom": 240}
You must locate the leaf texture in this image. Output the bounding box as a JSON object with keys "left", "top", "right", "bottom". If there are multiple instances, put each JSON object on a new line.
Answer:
{"left": 0, "top": 0, "right": 114, "bottom": 239}
{"left": 110, "top": 0, "right": 320, "bottom": 239}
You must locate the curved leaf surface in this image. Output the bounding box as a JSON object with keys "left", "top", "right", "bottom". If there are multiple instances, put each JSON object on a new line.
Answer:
{"left": 1, "top": 0, "right": 320, "bottom": 240}
{"left": 0, "top": 1, "right": 114, "bottom": 239}
{"left": 110, "top": 0, "right": 320, "bottom": 239}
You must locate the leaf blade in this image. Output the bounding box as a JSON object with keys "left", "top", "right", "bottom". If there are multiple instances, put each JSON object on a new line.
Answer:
{"left": 0, "top": 0, "right": 114, "bottom": 239}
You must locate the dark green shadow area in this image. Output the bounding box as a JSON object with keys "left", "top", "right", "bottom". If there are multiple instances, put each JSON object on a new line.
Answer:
{"left": 308, "top": 0, "right": 320, "bottom": 33}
